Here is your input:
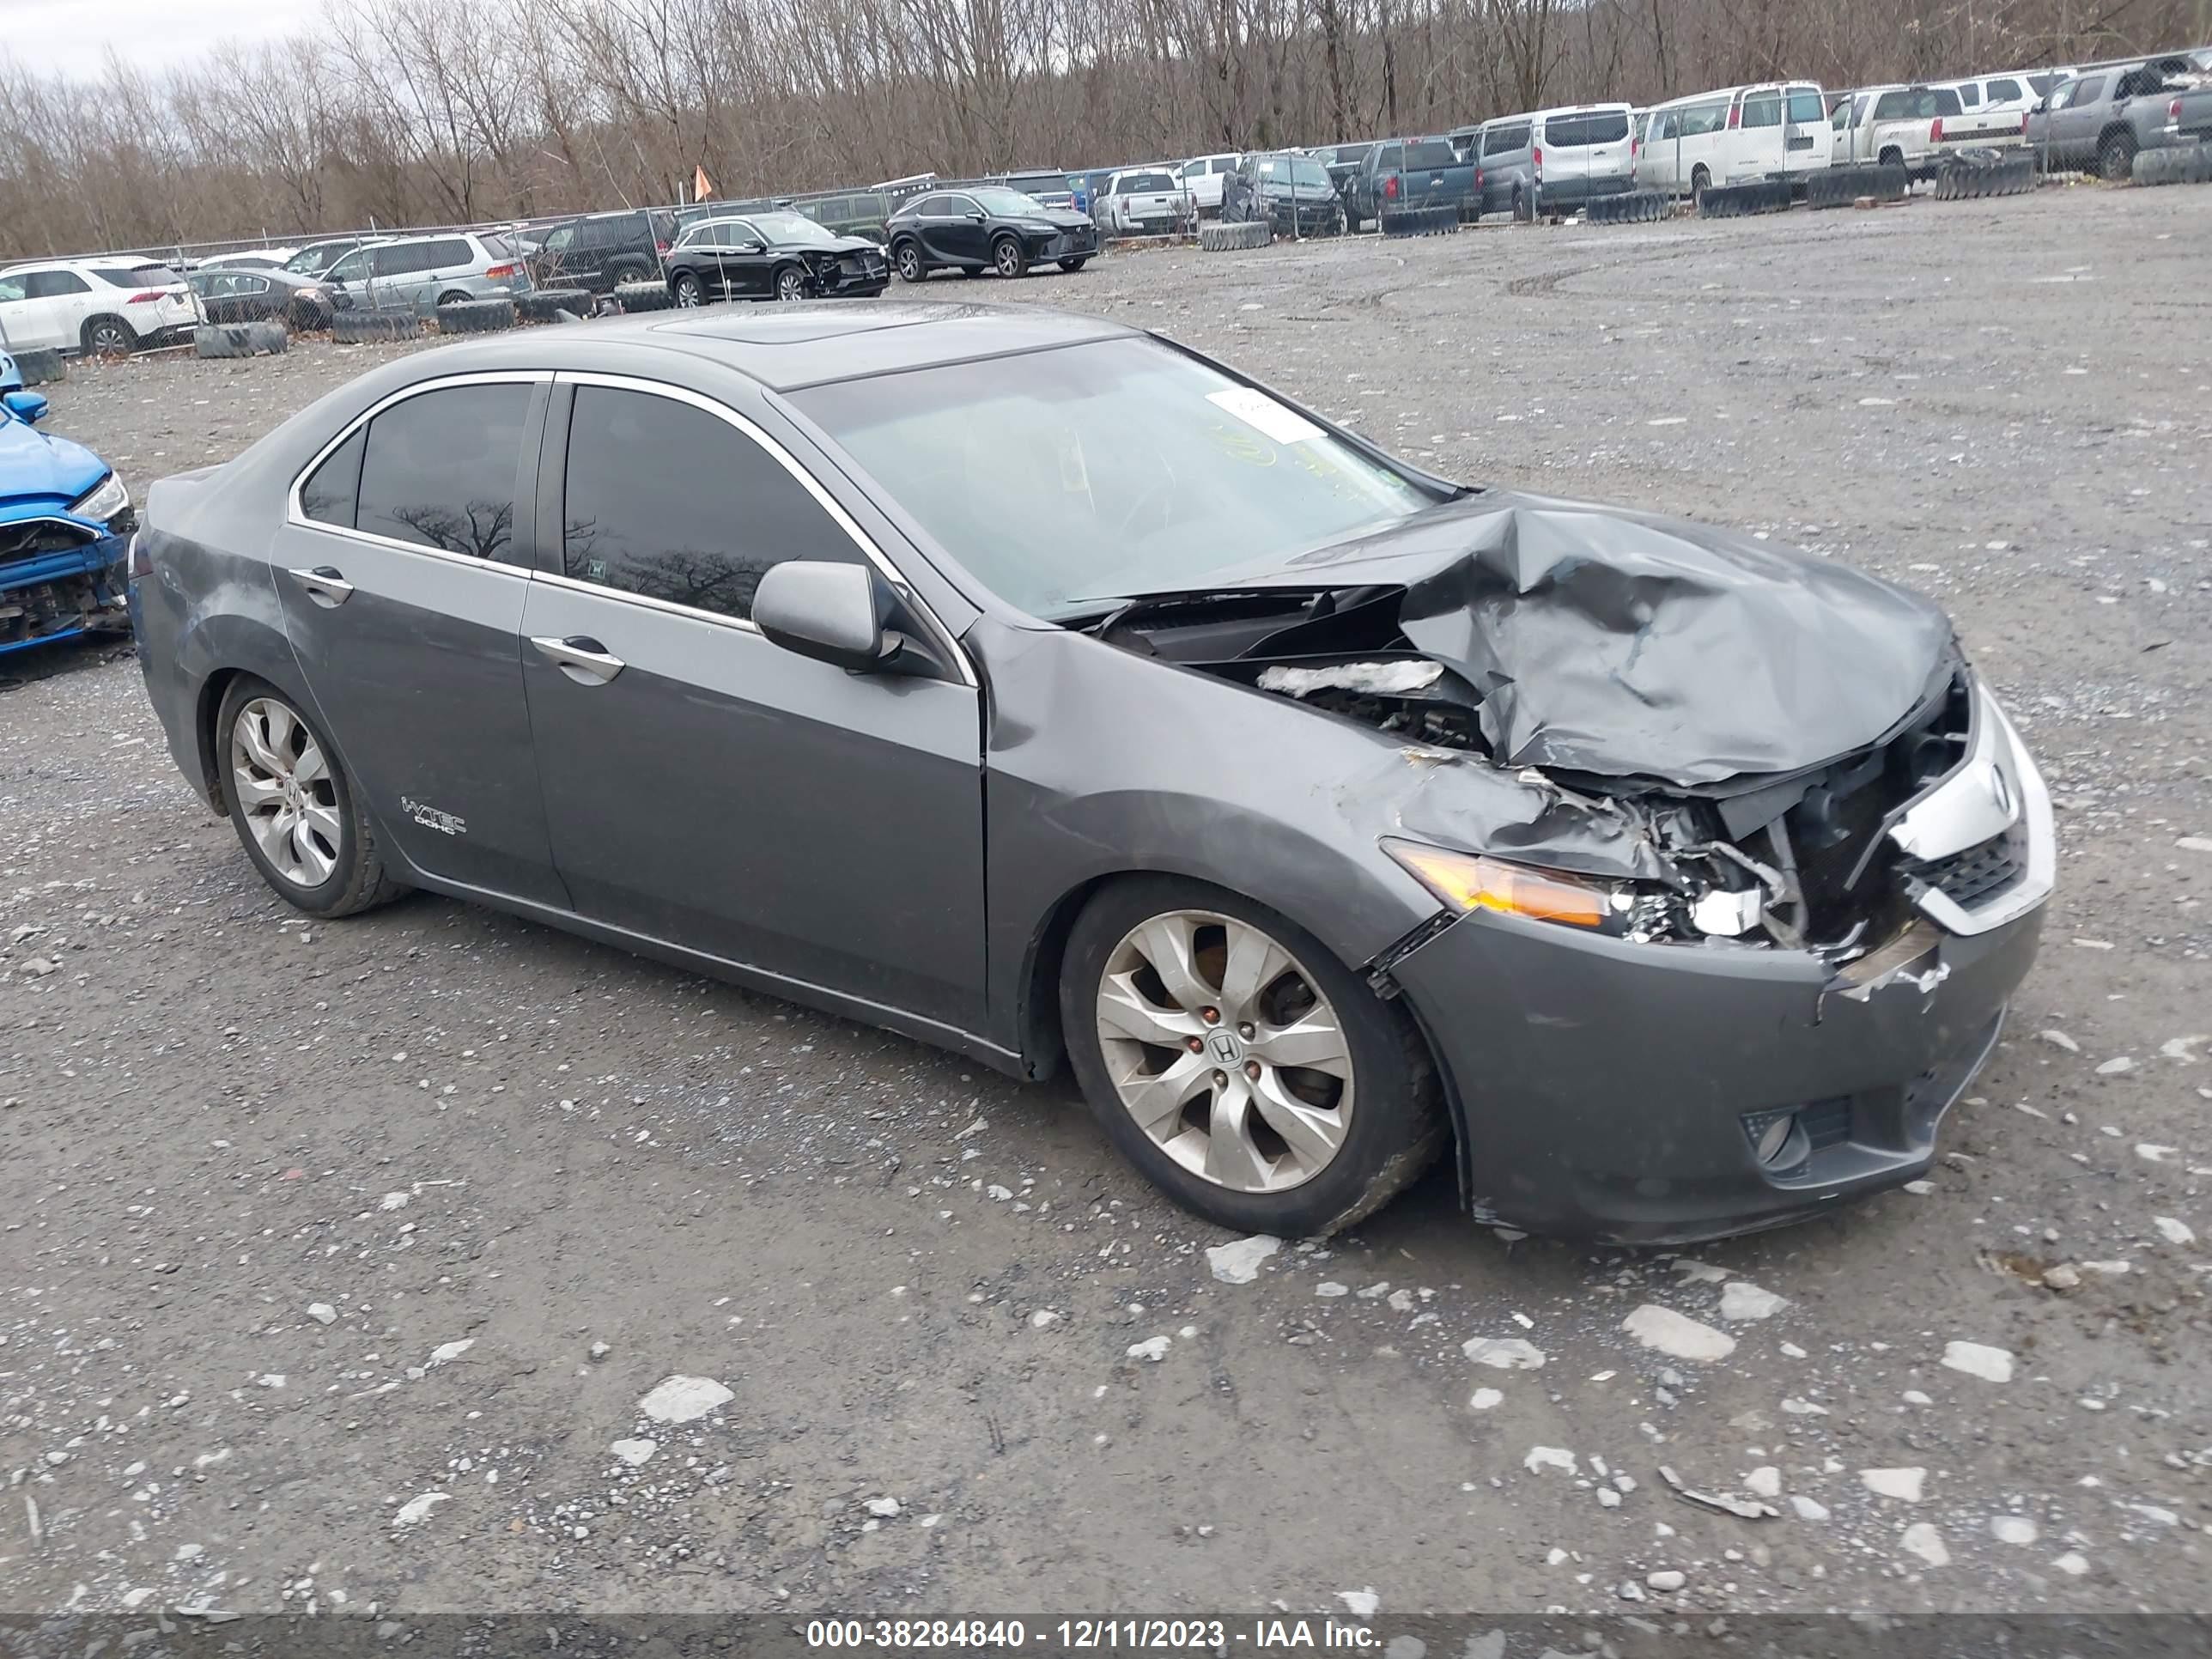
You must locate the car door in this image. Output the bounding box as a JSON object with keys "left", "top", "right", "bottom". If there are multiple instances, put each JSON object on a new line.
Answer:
{"left": 1784, "top": 86, "right": 1829, "bottom": 173}
{"left": 274, "top": 372, "right": 569, "bottom": 906}
{"left": 2054, "top": 76, "right": 2104, "bottom": 161}
{"left": 720, "top": 219, "right": 774, "bottom": 298}
{"left": 19, "top": 269, "right": 94, "bottom": 349}
{"left": 517, "top": 374, "right": 987, "bottom": 1028}
{"left": 939, "top": 193, "right": 990, "bottom": 264}
{"left": 1734, "top": 90, "right": 1784, "bottom": 179}
{"left": 1540, "top": 114, "right": 1587, "bottom": 198}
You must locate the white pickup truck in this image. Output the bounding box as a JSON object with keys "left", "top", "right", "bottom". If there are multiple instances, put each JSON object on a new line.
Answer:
{"left": 1097, "top": 169, "right": 1195, "bottom": 237}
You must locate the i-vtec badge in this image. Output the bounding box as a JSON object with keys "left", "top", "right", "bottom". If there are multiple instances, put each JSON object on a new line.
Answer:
{"left": 399, "top": 796, "right": 466, "bottom": 836}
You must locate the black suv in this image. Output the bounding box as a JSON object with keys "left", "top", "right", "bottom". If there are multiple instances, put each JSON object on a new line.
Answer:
{"left": 526, "top": 210, "right": 678, "bottom": 295}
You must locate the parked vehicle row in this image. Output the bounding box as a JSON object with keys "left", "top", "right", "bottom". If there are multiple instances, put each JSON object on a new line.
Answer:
{"left": 0, "top": 257, "right": 197, "bottom": 356}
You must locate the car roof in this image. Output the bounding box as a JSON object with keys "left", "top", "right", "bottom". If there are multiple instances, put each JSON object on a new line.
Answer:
{"left": 400, "top": 301, "right": 1134, "bottom": 394}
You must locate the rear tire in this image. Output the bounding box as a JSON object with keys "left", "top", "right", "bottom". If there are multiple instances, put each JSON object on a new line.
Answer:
{"left": 216, "top": 677, "right": 404, "bottom": 920}
{"left": 1689, "top": 166, "right": 1711, "bottom": 204}
{"left": 2100, "top": 130, "right": 2136, "bottom": 181}
{"left": 893, "top": 239, "right": 926, "bottom": 283}
{"left": 1058, "top": 256, "right": 1090, "bottom": 271}
{"left": 81, "top": 315, "right": 135, "bottom": 356}
{"left": 1059, "top": 876, "right": 1443, "bottom": 1237}
{"left": 671, "top": 270, "right": 705, "bottom": 307}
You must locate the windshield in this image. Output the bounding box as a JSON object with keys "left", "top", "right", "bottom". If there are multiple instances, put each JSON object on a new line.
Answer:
{"left": 970, "top": 186, "right": 1049, "bottom": 216}
{"left": 793, "top": 337, "right": 1436, "bottom": 619}
{"left": 751, "top": 210, "right": 842, "bottom": 246}
{"left": 1255, "top": 155, "right": 1332, "bottom": 189}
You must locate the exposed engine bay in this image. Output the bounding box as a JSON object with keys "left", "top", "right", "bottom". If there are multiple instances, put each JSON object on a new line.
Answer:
{"left": 1088, "top": 498, "right": 2035, "bottom": 962}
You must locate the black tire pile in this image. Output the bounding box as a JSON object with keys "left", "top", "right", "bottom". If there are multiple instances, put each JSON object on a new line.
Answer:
{"left": 2132, "top": 143, "right": 2212, "bottom": 186}
{"left": 1931, "top": 149, "right": 2037, "bottom": 199}
{"left": 1698, "top": 178, "right": 1794, "bottom": 217}
{"left": 11, "top": 348, "right": 65, "bottom": 386}
{"left": 518, "top": 288, "right": 593, "bottom": 323}
{"left": 435, "top": 297, "right": 516, "bottom": 334}
{"left": 1199, "top": 221, "right": 1272, "bottom": 252}
{"left": 1379, "top": 204, "right": 1457, "bottom": 237}
{"left": 194, "top": 321, "right": 289, "bottom": 359}
{"left": 332, "top": 309, "right": 418, "bottom": 344}
{"left": 613, "top": 281, "right": 675, "bottom": 313}
{"left": 1584, "top": 190, "right": 1668, "bottom": 224}
{"left": 1806, "top": 163, "right": 1911, "bottom": 209}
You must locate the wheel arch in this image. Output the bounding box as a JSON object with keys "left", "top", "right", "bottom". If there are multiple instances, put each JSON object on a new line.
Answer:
{"left": 80, "top": 313, "right": 131, "bottom": 349}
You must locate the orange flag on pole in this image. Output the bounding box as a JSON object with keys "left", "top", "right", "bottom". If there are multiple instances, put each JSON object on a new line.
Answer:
{"left": 693, "top": 165, "right": 714, "bottom": 204}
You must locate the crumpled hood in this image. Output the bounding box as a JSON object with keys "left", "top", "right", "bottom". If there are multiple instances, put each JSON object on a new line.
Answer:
{"left": 0, "top": 410, "right": 108, "bottom": 514}
{"left": 1154, "top": 489, "right": 1959, "bottom": 787}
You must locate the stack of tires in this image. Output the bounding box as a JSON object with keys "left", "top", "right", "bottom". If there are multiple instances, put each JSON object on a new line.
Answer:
{"left": 332, "top": 310, "right": 418, "bottom": 344}
{"left": 1199, "top": 221, "right": 1272, "bottom": 252}
{"left": 1378, "top": 204, "right": 1457, "bottom": 237}
{"left": 1932, "top": 149, "right": 2037, "bottom": 199}
{"left": 1698, "top": 178, "right": 1793, "bottom": 217}
{"left": 613, "top": 282, "right": 674, "bottom": 313}
{"left": 1806, "top": 163, "right": 1911, "bottom": 209}
{"left": 2132, "top": 143, "right": 2212, "bottom": 187}
{"left": 1584, "top": 190, "right": 1668, "bottom": 224}
{"left": 194, "top": 321, "right": 289, "bottom": 359}
{"left": 518, "top": 288, "right": 593, "bottom": 324}
{"left": 435, "top": 298, "right": 515, "bottom": 335}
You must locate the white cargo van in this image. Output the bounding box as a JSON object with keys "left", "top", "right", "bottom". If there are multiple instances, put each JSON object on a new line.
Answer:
{"left": 1634, "top": 82, "right": 1835, "bottom": 198}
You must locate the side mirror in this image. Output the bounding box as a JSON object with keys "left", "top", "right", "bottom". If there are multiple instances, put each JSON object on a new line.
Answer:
{"left": 754, "top": 561, "right": 903, "bottom": 674}
{"left": 734, "top": 240, "right": 763, "bottom": 253}
{"left": 3, "top": 390, "right": 48, "bottom": 425}
{"left": 963, "top": 210, "right": 986, "bottom": 222}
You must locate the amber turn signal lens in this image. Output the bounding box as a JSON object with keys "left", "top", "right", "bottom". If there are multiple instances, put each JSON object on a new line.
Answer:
{"left": 1381, "top": 839, "right": 1612, "bottom": 928}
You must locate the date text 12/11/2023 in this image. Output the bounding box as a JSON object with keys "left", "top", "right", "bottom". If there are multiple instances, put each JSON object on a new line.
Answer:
{"left": 804, "top": 1620, "right": 1383, "bottom": 1650}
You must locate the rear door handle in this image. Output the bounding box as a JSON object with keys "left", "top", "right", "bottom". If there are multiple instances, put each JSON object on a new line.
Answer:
{"left": 287, "top": 565, "right": 355, "bottom": 607}
{"left": 531, "top": 634, "right": 625, "bottom": 685}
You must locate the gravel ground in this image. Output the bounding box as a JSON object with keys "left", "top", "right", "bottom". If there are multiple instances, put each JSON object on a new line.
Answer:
{"left": 3, "top": 185, "right": 2209, "bottom": 1628}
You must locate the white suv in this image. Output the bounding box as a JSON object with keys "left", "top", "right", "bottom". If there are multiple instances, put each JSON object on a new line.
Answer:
{"left": 0, "top": 257, "right": 198, "bottom": 356}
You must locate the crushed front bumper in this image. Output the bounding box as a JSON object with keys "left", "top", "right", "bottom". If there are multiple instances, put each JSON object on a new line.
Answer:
{"left": 2, "top": 517, "right": 133, "bottom": 655}
{"left": 1391, "top": 900, "right": 2042, "bottom": 1243}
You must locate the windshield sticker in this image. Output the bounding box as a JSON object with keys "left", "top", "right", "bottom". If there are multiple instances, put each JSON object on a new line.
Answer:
{"left": 1206, "top": 387, "right": 1323, "bottom": 447}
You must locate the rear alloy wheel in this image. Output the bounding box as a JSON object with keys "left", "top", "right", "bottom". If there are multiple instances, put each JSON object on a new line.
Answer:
{"left": 672, "top": 271, "right": 704, "bottom": 307}
{"left": 775, "top": 264, "right": 810, "bottom": 302}
{"left": 218, "top": 678, "right": 401, "bottom": 918}
{"left": 1060, "top": 879, "right": 1442, "bottom": 1236}
{"left": 82, "top": 316, "right": 134, "bottom": 356}
{"left": 2099, "top": 131, "right": 2136, "bottom": 181}
{"left": 993, "top": 234, "right": 1030, "bottom": 279}
{"left": 894, "top": 240, "right": 925, "bottom": 283}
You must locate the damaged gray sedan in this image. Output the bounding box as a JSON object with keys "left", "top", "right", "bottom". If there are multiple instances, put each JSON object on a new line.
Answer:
{"left": 130, "top": 303, "right": 2051, "bottom": 1243}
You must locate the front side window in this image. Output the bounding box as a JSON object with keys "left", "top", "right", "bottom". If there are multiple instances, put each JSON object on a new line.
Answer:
{"left": 2071, "top": 76, "right": 2104, "bottom": 104}
{"left": 562, "top": 386, "right": 865, "bottom": 621}
{"left": 355, "top": 383, "right": 531, "bottom": 560}
{"left": 793, "top": 337, "right": 1437, "bottom": 621}
{"left": 0, "top": 276, "right": 25, "bottom": 302}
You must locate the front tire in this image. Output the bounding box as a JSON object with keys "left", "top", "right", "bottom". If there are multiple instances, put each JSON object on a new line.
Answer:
{"left": 1058, "top": 256, "right": 1090, "bottom": 272}
{"left": 774, "top": 264, "right": 810, "bottom": 302}
{"left": 217, "top": 677, "right": 404, "bottom": 919}
{"left": 992, "top": 234, "right": 1030, "bottom": 279}
{"left": 1059, "top": 877, "right": 1443, "bottom": 1237}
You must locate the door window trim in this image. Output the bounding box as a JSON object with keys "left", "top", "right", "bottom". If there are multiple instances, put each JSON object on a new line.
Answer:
{"left": 544, "top": 371, "right": 978, "bottom": 687}
{"left": 285, "top": 370, "right": 548, "bottom": 572}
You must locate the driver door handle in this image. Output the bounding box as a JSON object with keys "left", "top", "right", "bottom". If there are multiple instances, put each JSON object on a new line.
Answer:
{"left": 287, "top": 565, "right": 355, "bottom": 607}
{"left": 532, "top": 634, "right": 625, "bottom": 685}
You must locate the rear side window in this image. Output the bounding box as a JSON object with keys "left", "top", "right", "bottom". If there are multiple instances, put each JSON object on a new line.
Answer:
{"left": 1583, "top": 111, "right": 1629, "bottom": 143}
{"left": 356, "top": 383, "right": 532, "bottom": 561}
{"left": 94, "top": 264, "right": 179, "bottom": 288}
{"left": 1678, "top": 101, "right": 1728, "bottom": 137}
{"left": 1405, "top": 138, "right": 1456, "bottom": 167}
{"left": 562, "top": 386, "right": 865, "bottom": 622}
{"left": 1987, "top": 77, "right": 2023, "bottom": 101}
{"left": 1958, "top": 83, "right": 1981, "bottom": 106}
{"left": 1483, "top": 122, "right": 1530, "bottom": 155}
{"left": 1740, "top": 93, "right": 1783, "bottom": 128}
{"left": 423, "top": 238, "right": 471, "bottom": 268}
{"left": 300, "top": 428, "right": 367, "bottom": 527}
{"left": 1787, "top": 89, "right": 1825, "bottom": 123}
{"left": 1935, "top": 88, "right": 1963, "bottom": 114}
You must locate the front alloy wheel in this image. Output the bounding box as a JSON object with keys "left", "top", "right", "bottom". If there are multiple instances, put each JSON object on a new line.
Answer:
{"left": 993, "top": 236, "right": 1029, "bottom": 279}
{"left": 1060, "top": 878, "right": 1443, "bottom": 1236}
{"left": 1096, "top": 908, "right": 1353, "bottom": 1192}
{"left": 775, "top": 266, "right": 810, "bottom": 302}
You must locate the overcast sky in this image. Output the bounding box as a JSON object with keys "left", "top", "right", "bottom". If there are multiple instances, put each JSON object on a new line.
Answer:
{"left": 2, "top": 0, "right": 314, "bottom": 77}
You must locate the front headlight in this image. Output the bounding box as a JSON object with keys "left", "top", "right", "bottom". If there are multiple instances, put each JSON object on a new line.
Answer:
{"left": 1382, "top": 837, "right": 1672, "bottom": 937}
{"left": 71, "top": 471, "right": 130, "bottom": 524}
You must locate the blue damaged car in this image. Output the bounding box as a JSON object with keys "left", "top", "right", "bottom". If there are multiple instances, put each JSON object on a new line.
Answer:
{"left": 1, "top": 377, "right": 135, "bottom": 656}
